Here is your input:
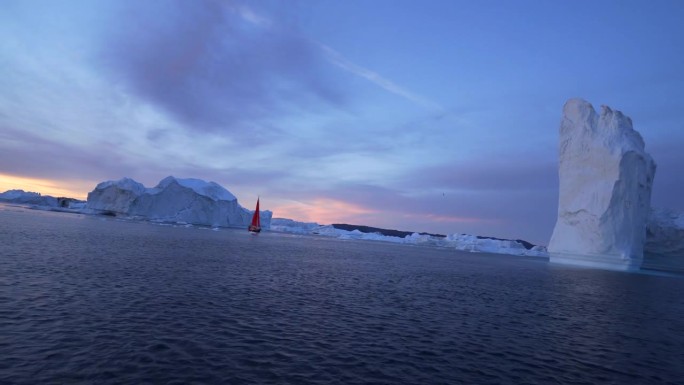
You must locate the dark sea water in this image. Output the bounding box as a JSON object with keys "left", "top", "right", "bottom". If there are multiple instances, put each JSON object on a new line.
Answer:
{"left": 1, "top": 205, "right": 683, "bottom": 385}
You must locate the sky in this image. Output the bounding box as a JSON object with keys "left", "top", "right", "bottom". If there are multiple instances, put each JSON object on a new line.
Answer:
{"left": 1, "top": 0, "right": 683, "bottom": 245}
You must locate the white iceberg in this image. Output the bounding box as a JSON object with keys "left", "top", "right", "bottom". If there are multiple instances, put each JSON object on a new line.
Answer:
{"left": 0, "top": 189, "right": 84, "bottom": 209}
{"left": 269, "top": 218, "right": 547, "bottom": 257}
{"left": 548, "top": 99, "right": 656, "bottom": 271}
{"left": 86, "top": 177, "right": 146, "bottom": 214}
{"left": 270, "top": 218, "right": 321, "bottom": 234}
{"left": 86, "top": 176, "right": 272, "bottom": 228}
{"left": 0, "top": 189, "right": 42, "bottom": 202}
{"left": 643, "top": 208, "right": 684, "bottom": 272}
{"left": 443, "top": 234, "right": 547, "bottom": 257}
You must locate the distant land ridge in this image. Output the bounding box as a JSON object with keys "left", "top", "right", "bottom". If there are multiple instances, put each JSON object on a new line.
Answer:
{"left": 332, "top": 223, "right": 536, "bottom": 250}
{"left": 332, "top": 223, "right": 446, "bottom": 239}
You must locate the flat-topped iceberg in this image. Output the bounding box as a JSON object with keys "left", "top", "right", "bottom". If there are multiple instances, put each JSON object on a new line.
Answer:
{"left": 548, "top": 99, "right": 656, "bottom": 270}
{"left": 0, "top": 189, "right": 42, "bottom": 202}
{"left": 0, "top": 189, "right": 84, "bottom": 209}
{"left": 86, "top": 176, "right": 271, "bottom": 229}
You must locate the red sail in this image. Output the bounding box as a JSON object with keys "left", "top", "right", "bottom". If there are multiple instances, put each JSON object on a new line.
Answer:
{"left": 249, "top": 198, "right": 261, "bottom": 232}
{"left": 251, "top": 198, "right": 260, "bottom": 227}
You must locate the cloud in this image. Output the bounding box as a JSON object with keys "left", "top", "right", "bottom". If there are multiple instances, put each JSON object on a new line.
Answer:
{"left": 0, "top": 124, "right": 143, "bottom": 183}
{"left": 265, "top": 179, "right": 556, "bottom": 244}
{"left": 99, "top": 0, "right": 345, "bottom": 134}
{"left": 270, "top": 182, "right": 499, "bottom": 225}
{"left": 405, "top": 157, "right": 558, "bottom": 193}
{"left": 319, "top": 44, "right": 444, "bottom": 112}
{"left": 273, "top": 197, "right": 380, "bottom": 224}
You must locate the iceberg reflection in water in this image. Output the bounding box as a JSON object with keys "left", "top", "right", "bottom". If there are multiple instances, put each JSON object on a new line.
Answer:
{"left": 1, "top": 205, "right": 683, "bottom": 384}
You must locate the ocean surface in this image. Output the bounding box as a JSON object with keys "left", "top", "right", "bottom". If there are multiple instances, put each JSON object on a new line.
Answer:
{"left": 1, "top": 204, "right": 683, "bottom": 385}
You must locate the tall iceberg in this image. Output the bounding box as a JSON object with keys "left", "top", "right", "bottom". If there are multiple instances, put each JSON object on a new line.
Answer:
{"left": 548, "top": 99, "right": 656, "bottom": 270}
{"left": 86, "top": 176, "right": 271, "bottom": 229}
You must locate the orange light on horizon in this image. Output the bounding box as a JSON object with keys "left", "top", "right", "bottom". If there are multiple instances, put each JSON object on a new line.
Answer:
{"left": 0, "top": 173, "right": 92, "bottom": 200}
{"left": 270, "top": 198, "right": 379, "bottom": 225}
{"left": 269, "top": 197, "right": 497, "bottom": 227}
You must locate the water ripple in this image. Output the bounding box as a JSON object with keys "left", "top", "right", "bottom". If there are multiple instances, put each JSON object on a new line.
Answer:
{"left": 1, "top": 206, "right": 683, "bottom": 384}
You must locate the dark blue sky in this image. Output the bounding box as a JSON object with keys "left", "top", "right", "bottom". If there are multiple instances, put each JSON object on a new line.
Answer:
{"left": 1, "top": 0, "right": 683, "bottom": 244}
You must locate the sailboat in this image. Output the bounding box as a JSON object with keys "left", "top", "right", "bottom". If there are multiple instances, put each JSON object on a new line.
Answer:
{"left": 248, "top": 197, "right": 261, "bottom": 233}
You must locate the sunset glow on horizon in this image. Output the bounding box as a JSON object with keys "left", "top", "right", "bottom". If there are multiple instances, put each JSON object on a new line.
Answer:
{"left": 0, "top": 173, "right": 91, "bottom": 200}
{"left": 270, "top": 198, "right": 380, "bottom": 225}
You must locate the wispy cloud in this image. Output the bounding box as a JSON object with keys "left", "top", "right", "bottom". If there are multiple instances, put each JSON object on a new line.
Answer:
{"left": 319, "top": 44, "right": 444, "bottom": 112}
{"left": 230, "top": 5, "right": 444, "bottom": 113}
{"left": 99, "top": 1, "right": 344, "bottom": 134}
{"left": 231, "top": 4, "right": 272, "bottom": 28}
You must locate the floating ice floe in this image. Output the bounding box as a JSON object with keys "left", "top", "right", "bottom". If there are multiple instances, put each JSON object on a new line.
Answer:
{"left": 270, "top": 218, "right": 548, "bottom": 257}
{"left": 0, "top": 189, "right": 85, "bottom": 211}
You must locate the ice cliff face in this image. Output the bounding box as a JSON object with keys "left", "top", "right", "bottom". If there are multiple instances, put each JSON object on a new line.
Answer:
{"left": 86, "top": 176, "right": 271, "bottom": 229}
{"left": 548, "top": 99, "right": 656, "bottom": 270}
{"left": 86, "top": 178, "right": 146, "bottom": 214}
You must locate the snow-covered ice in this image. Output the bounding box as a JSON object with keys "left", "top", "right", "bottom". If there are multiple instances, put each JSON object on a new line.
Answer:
{"left": 86, "top": 177, "right": 146, "bottom": 214}
{"left": 86, "top": 176, "right": 271, "bottom": 229}
{"left": 270, "top": 218, "right": 548, "bottom": 257}
{"left": 270, "top": 218, "right": 321, "bottom": 234}
{"left": 0, "top": 189, "right": 84, "bottom": 210}
{"left": 0, "top": 189, "right": 41, "bottom": 201}
{"left": 548, "top": 99, "right": 656, "bottom": 271}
